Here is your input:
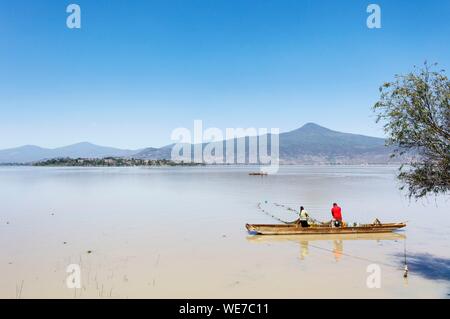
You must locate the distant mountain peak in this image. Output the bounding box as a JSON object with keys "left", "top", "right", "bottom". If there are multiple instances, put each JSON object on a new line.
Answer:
{"left": 76, "top": 141, "right": 94, "bottom": 145}
{"left": 302, "top": 122, "right": 321, "bottom": 128}
{"left": 299, "top": 122, "right": 331, "bottom": 131}
{"left": 18, "top": 145, "right": 44, "bottom": 149}
{"left": 67, "top": 141, "right": 97, "bottom": 147}
{"left": 287, "top": 123, "right": 333, "bottom": 135}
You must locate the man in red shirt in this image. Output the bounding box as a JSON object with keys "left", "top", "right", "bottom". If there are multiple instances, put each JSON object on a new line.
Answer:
{"left": 331, "top": 203, "right": 343, "bottom": 227}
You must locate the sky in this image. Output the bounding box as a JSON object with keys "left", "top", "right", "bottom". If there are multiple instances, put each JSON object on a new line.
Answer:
{"left": 1, "top": 0, "right": 449, "bottom": 149}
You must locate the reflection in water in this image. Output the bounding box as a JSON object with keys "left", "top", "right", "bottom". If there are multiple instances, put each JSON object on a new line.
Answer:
{"left": 299, "top": 240, "right": 343, "bottom": 261}
{"left": 333, "top": 240, "right": 343, "bottom": 262}
{"left": 247, "top": 233, "right": 406, "bottom": 263}
{"left": 300, "top": 241, "right": 308, "bottom": 260}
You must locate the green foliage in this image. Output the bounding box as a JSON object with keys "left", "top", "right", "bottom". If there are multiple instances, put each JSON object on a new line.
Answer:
{"left": 373, "top": 62, "right": 450, "bottom": 198}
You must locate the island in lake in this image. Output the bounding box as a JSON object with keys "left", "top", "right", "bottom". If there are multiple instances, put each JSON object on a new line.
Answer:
{"left": 31, "top": 157, "right": 204, "bottom": 167}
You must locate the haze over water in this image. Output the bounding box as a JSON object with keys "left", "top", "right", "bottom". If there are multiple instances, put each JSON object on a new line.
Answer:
{"left": 0, "top": 165, "right": 449, "bottom": 298}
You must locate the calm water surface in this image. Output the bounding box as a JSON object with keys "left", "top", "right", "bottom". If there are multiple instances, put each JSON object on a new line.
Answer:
{"left": 0, "top": 165, "right": 449, "bottom": 298}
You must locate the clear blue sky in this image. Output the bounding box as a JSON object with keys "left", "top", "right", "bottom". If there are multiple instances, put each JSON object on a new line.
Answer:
{"left": 1, "top": 0, "right": 449, "bottom": 149}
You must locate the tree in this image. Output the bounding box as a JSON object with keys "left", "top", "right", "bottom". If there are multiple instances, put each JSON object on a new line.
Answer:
{"left": 373, "top": 63, "right": 450, "bottom": 198}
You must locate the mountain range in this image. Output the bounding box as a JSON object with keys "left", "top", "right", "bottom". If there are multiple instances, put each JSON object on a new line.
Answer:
{"left": 0, "top": 123, "right": 399, "bottom": 164}
{"left": 0, "top": 143, "right": 137, "bottom": 164}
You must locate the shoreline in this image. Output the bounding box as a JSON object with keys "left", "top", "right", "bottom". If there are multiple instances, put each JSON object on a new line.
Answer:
{"left": 0, "top": 163, "right": 404, "bottom": 168}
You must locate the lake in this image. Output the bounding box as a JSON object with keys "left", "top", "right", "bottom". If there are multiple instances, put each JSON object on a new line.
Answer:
{"left": 0, "top": 165, "right": 449, "bottom": 298}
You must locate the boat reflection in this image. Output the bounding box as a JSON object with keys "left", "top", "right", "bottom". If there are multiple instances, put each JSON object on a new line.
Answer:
{"left": 247, "top": 233, "right": 406, "bottom": 262}
{"left": 299, "top": 239, "right": 344, "bottom": 261}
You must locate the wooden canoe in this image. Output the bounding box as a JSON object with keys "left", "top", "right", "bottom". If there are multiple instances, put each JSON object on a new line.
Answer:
{"left": 246, "top": 222, "right": 406, "bottom": 235}
{"left": 249, "top": 172, "right": 268, "bottom": 176}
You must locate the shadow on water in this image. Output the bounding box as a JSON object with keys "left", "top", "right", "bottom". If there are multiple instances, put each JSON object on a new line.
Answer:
{"left": 396, "top": 252, "right": 450, "bottom": 282}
